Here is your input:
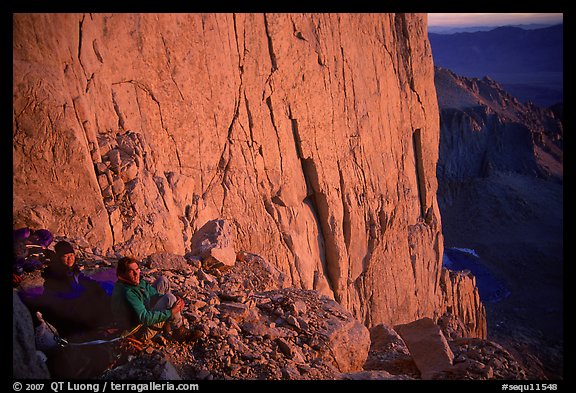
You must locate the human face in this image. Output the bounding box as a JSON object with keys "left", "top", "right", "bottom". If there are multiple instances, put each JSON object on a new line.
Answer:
{"left": 60, "top": 252, "right": 75, "bottom": 268}
{"left": 123, "top": 262, "right": 141, "bottom": 285}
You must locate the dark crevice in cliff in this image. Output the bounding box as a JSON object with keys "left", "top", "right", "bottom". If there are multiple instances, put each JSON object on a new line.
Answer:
{"left": 288, "top": 106, "right": 312, "bottom": 198}
{"left": 85, "top": 73, "right": 95, "bottom": 93}
{"left": 412, "top": 128, "right": 427, "bottom": 218}
{"left": 337, "top": 163, "right": 351, "bottom": 254}
{"left": 409, "top": 251, "right": 418, "bottom": 289}
{"left": 152, "top": 175, "right": 171, "bottom": 212}
{"left": 340, "top": 47, "right": 349, "bottom": 117}
{"left": 363, "top": 211, "right": 378, "bottom": 276}
{"left": 304, "top": 190, "right": 334, "bottom": 295}
{"left": 394, "top": 14, "right": 425, "bottom": 112}
{"left": 303, "top": 160, "right": 341, "bottom": 301}
{"left": 92, "top": 39, "right": 104, "bottom": 63}
{"left": 77, "top": 14, "right": 87, "bottom": 78}
{"left": 288, "top": 100, "right": 340, "bottom": 298}
{"left": 110, "top": 90, "right": 126, "bottom": 130}
{"left": 263, "top": 14, "right": 278, "bottom": 72}
{"left": 243, "top": 93, "right": 256, "bottom": 149}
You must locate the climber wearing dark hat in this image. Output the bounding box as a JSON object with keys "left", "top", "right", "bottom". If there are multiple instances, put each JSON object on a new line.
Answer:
{"left": 25, "top": 229, "right": 56, "bottom": 270}
{"left": 12, "top": 228, "right": 55, "bottom": 286}
{"left": 39, "top": 241, "right": 111, "bottom": 336}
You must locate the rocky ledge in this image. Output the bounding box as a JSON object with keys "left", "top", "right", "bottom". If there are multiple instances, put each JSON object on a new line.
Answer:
{"left": 14, "top": 225, "right": 528, "bottom": 381}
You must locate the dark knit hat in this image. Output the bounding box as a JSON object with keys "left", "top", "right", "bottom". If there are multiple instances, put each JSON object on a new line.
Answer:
{"left": 54, "top": 241, "right": 74, "bottom": 256}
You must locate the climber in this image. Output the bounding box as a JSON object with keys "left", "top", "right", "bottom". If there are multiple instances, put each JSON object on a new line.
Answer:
{"left": 13, "top": 228, "right": 30, "bottom": 285}
{"left": 39, "top": 240, "right": 111, "bottom": 336}
{"left": 12, "top": 228, "right": 55, "bottom": 286}
{"left": 24, "top": 229, "right": 56, "bottom": 272}
{"left": 111, "top": 256, "right": 197, "bottom": 342}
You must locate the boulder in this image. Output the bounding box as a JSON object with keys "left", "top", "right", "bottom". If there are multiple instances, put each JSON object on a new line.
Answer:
{"left": 363, "top": 323, "right": 420, "bottom": 378}
{"left": 190, "top": 220, "right": 236, "bottom": 270}
{"left": 394, "top": 317, "right": 454, "bottom": 379}
{"left": 221, "top": 251, "right": 286, "bottom": 293}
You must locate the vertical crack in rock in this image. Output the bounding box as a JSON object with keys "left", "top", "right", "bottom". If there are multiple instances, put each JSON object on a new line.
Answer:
{"left": 234, "top": 15, "right": 260, "bottom": 184}
{"left": 363, "top": 211, "right": 378, "bottom": 276}
{"left": 111, "top": 89, "right": 126, "bottom": 130}
{"left": 160, "top": 34, "right": 185, "bottom": 101}
{"left": 243, "top": 93, "right": 256, "bottom": 149}
{"left": 303, "top": 160, "right": 341, "bottom": 301}
{"left": 85, "top": 73, "right": 95, "bottom": 93}
{"left": 114, "top": 80, "right": 183, "bottom": 170}
{"left": 337, "top": 162, "right": 351, "bottom": 254}
{"left": 242, "top": 92, "right": 261, "bottom": 188}
{"left": 265, "top": 96, "right": 283, "bottom": 175}
{"left": 262, "top": 198, "right": 296, "bottom": 285}
{"left": 412, "top": 128, "right": 426, "bottom": 218}
{"left": 152, "top": 175, "right": 170, "bottom": 211}
{"left": 92, "top": 39, "right": 104, "bottom": 63}
{"left": 288, "top": 107, "right": 311, "bottom": 201}
{"left": 394, "top": 14, "right": 425, "bottom": 111}
{"left": 340, "top": 47, "right": 349, "bottom": 117}
{"left": 288, "top": 106, "right": 334, "bottom": 296}
{"left": 77, "top": 14, "right": 87, "bottom": 78}
{"left": 408, "top": 236, "right": 418, "bottom": 288}
{"left": 202, "top": 15, "right": 244, "bottom": 202}
{"left": 263, "top": 14, "right": 278, "bottom": 72}
{"left": 71, "top": 96, "right": 116, "bottom": 245}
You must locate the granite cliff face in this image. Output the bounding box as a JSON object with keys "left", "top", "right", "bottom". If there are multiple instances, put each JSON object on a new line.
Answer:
{"left": 13, "top": 14, "right": 483, "bottom": 336}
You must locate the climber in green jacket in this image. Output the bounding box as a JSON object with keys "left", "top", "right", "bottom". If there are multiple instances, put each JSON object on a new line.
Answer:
{"left": 111, "top": 256, "right": 193, "bottom": 342}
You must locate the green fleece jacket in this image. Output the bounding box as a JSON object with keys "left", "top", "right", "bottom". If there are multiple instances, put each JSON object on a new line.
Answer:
{"left": 111, "top": 279, "right": 172, "bottom": 330}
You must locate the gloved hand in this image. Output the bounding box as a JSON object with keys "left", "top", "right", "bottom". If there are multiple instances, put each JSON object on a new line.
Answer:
{"left": 171, "top": 297, "right": 185, "bottom": 314}
{"left": 12, "top": 273, "right": 23, "bottom": 287}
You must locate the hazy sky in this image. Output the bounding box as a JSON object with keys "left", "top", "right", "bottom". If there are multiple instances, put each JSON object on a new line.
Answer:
{"left": 428, "top": 13, "right": 563, "bottom": 27}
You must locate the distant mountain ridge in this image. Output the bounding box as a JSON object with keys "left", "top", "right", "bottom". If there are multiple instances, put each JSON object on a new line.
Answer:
{"left": 434, "top": 66, "right": 563, "bottom": 181}
{"left": 429, "top": 24, "right": 562, "bottom": 74}
{"left": 428, "top": 23, "right": 558, "bottom": 34}
{"left": 429, "top": 24, "right": 563, "bottom": 106}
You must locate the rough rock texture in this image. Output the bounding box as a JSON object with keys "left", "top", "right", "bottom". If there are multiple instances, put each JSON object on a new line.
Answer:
{"left": 437, "top": 268, "right": 487, "bottom": 339}
{"left": 14, "top": 242, "right": 526, "bottom": 380}
{"left": 104, "top": 251, "right": 370, "bottom": 379}
{"left": 189, "top": 219, "right": 237, "bottom": 270}
{"left": 362, "top": 323, "right": 420, "bottom": 378}
{"left": 439, "top": 337, "right": 528, "bottom": 380}
{"left": 13, "top": 14, "right": 481, "bottom": 333}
